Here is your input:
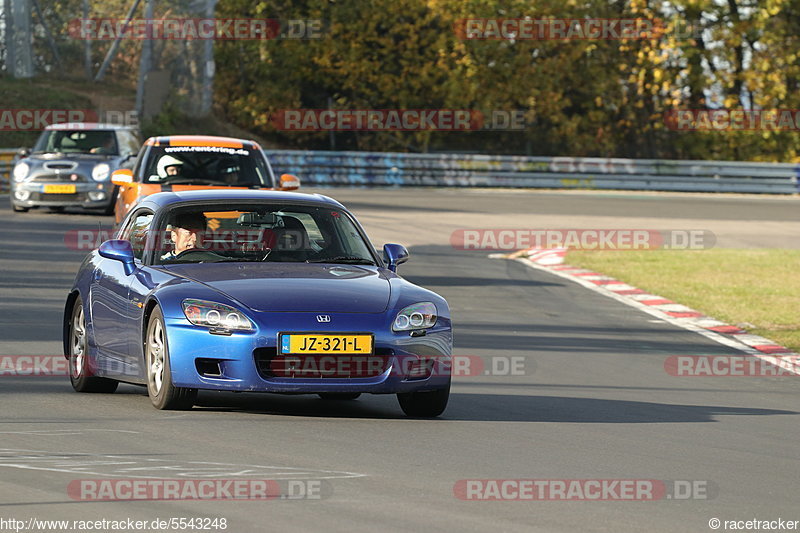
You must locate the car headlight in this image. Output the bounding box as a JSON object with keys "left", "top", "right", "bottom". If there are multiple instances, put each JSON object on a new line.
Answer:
{"left": 182, "top": 299, "right": 254, "bottom": 332}
{"left": 92, "top": 163, "right": 111, "bottom": 181}
{"left": 12, "top": 162, "right": 29, "bottom": 182}
{"left": 393, "top": 302, "right": 437, "bottom": 331}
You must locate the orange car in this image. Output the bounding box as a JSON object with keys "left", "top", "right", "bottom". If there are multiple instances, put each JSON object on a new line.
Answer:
{"left": 111, "top": 135, "right": 299, "bottom": 224}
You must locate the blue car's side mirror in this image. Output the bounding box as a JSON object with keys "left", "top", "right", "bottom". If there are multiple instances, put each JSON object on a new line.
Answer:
{"left": 98, "top": 240, "right": 136, "bottom": 276}
{"left": 383, "top": 243, "right": 409, "bottom": 273}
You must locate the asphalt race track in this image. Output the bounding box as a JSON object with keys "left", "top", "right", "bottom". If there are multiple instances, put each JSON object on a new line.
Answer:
{"left": 0, "top": 189, "right": 799, "bottom": 533}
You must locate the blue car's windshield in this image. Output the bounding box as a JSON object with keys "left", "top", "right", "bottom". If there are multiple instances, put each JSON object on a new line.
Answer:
{"left": 150, "top": 203, "right": 376, "bottom": 266}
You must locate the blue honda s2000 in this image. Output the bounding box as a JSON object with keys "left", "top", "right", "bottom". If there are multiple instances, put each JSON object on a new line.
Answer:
{"left": 63, "top": 190, "right": 452, "bottom": 416}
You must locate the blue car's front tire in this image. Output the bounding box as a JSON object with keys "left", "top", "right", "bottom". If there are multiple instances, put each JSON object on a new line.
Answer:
{"left": 397, "top": 382, "right": 450, "bottom": 418}
{"left": 145, "top": 307, "right": 197, "bottom": 410}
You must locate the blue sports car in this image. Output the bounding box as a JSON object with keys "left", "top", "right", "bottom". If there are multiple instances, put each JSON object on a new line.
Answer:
{"left": 63, "top": 190, "right": 452, "bottom": 417}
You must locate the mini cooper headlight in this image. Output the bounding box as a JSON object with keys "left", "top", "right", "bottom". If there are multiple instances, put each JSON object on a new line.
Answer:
{"left": 13, "top": 162, "right": 29, "bottom": 182}
{"left": 393, "top": 302, "right": 437, "bottom": 332}
{"left": 182, "top": 299, "right": 254, "bottom": 332}
{"left": 92, "top": 163, "right": 111, "bottom": 181}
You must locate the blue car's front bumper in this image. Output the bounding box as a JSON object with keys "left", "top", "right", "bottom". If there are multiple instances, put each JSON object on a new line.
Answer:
{"left": 163, "top": 312, "right": 452, "bottom": 394}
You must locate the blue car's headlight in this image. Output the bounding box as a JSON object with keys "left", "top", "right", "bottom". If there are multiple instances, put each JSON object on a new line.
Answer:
{"left": 393, "top": 302, "right": 437, "bottom": 331}
{"left": 182, "top": 299, "right": 254, "bottom": 332}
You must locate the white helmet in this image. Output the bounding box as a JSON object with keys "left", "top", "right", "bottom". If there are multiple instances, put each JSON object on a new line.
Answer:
{"left": 157, "top": 155, "right": 183, "bottom": 177}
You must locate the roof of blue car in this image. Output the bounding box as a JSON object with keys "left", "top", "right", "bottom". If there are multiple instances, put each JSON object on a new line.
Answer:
{"left": 140, "top": 189, "right": 345, "bottom": 209}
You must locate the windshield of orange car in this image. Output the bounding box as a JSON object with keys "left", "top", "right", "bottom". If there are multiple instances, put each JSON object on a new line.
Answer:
{"left": 143, "top": 145, "right": 273, "bottom": 187}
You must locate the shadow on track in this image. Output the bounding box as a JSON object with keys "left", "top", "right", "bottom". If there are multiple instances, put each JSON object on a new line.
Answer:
{"left": 185, "top": 391, "right": 798, "bottom": 424}
{"left": 3, "top": 380, "right": 796, "bottom": 423}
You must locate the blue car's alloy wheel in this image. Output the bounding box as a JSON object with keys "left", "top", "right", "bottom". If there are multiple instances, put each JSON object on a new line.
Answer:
{"left": 145, "top": 307, "right": 197, "bottom": 410}
{"left": 71, "top": 305, "right": 86, "bottom": 378}
{"left": 68, "top": 297, "right": 118, "bottom": 394}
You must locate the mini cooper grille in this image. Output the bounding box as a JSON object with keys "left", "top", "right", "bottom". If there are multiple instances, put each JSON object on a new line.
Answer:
{"left": 37, "top": 193, "right": 82, "bottom": 201}
{"left": 43, "top": 162, "right": 78, "bottom": 171}
{"left": 254, "top": 347, "right": 393, "bottom": 379}
{"left": 31, "top": 174, "right": 86, "bottom": 183}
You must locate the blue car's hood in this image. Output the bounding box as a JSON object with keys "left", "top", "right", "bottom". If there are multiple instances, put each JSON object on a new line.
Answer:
{"left": 162, "top": 263, "right": 391, "bottom": 313}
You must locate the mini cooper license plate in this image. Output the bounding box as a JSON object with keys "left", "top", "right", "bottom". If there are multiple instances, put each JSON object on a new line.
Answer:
{"left": 43, "top": 184, "right": 76, "bottom": 194}
{"left": 279, "top": 333, "right": 373, "bottom": 355}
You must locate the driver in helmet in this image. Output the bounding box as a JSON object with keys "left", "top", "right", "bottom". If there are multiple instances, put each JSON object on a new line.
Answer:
{"left": 157, "top": 155, "right": 184, "bottom": 179}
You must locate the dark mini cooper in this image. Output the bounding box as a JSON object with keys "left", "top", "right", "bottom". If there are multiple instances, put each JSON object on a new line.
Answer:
{"left": 10, "top": 123, "right": 141, "bottom": 214}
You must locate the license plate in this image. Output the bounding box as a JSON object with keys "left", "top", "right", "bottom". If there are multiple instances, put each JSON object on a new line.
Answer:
{"left": 279, "top": 333, "right": 373, "bottom": 355}
{"left": 43, "top": 184, "right": 76, "bottom": 194}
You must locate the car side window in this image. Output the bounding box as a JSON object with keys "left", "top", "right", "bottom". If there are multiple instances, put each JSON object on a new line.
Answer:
{"left": 117, "top": 130, "right": 141, "bottom": 156}
{"left": 122, "top": 211, "right": 154, "bottom": 261}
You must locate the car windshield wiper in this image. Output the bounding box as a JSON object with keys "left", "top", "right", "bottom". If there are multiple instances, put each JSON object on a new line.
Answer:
{"left": 307, "top": 256, "right": 376, "bottom": 265}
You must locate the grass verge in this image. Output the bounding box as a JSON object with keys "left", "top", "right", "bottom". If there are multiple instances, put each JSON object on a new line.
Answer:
{"left": 567, "top": 249, "right": 800, "bottom": 352}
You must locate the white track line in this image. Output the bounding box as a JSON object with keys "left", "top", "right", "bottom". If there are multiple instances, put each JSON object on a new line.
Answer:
{"left": 512, "top": 257, "right": 800, "bottom": 376}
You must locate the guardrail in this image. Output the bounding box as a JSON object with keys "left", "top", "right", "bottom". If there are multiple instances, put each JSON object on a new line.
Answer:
{"left": 0, "top": 149, "right": 17, "bottom": 194}
{"left": 265, "top": 150, "right": 800, "bottom": 194}
{"left": 2, "top": 148, "right": 798, "bottom": 195}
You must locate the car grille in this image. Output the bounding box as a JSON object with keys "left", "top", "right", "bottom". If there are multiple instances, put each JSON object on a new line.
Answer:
{"left": 254, "top": 347, "right": 393, "bottom": 379}
{"left": 43, "top": 161, "right": 78, "bottom": 171}
{"left": 35, "top": 193, "right": 82, "bottom": 202}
